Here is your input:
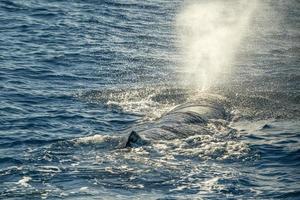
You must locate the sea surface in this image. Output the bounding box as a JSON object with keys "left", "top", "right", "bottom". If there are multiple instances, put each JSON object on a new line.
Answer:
{"left": 0, "top": 0, "right": 299, "bottom": 199}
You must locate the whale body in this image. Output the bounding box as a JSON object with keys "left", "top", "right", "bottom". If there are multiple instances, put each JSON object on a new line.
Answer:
{"left": 124, "top": 94, "right": 229, "bottom": 148}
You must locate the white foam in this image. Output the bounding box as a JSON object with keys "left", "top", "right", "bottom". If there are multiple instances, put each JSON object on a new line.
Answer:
{"left": 74, "top": 134, "right": 107, "bottom": 144}
{"left": 37, "top": 166, "right": 61, "bottom": 173}
{"left": 147, "top": 121, "right": 250, "bottom": 161}
{"left": 74, "top": 134, "right": 122, "bottom": 145}
{"left": 79, "top": 187, "right": 89, "bottom": 192}
{"left": 17, "top": 176, "right": 31, "bottom": 187}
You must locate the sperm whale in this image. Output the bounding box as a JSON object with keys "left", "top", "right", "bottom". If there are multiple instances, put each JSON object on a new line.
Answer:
{"left": 124, "top": 94, "right": 229, "bottom": 148}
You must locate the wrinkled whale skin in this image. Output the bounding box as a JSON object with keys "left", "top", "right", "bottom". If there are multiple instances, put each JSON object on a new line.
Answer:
{"left": 125, "top": 94, "right": 228, "bottom": 148}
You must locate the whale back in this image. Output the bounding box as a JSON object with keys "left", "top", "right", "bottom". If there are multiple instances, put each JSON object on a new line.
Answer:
{"left": 125, "top": 94, "right": 228, "bottom": 148}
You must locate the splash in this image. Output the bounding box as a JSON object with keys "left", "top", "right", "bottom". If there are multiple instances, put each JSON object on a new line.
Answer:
{"left": 78, "top": 86, "right": 192, "bottom": 120}
{"left": 176, "top": 0, "right": 258, "bottom": 90}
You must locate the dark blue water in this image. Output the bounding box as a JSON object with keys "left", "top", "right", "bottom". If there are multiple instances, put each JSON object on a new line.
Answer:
{"left": 0, "top": 0, "right": 299, "bottom": 199}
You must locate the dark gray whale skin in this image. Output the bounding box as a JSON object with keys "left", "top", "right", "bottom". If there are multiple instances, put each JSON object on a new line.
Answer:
{"left": 124, "top": 94, "right": 228, "bottom": 148}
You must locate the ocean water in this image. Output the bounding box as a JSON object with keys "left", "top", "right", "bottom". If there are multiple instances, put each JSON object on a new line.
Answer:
{"left": 0, "top": 0, "right": 299, "bottom": 199}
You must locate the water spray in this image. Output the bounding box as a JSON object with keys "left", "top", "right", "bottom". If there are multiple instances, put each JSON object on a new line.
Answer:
{"left": 176, "top": 0, "right": 258, "bottom": 91}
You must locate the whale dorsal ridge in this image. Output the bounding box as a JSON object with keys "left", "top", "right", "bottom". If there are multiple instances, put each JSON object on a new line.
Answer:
{"left": 125, "top": 131, "right": 148, "bottom": 148}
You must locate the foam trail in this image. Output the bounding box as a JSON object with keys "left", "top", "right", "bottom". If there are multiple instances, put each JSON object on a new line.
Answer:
{"left": 176, "top": 0, "right": 258, "bottom": 90}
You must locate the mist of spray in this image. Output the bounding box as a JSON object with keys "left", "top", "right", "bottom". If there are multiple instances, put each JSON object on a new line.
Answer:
{"left": 176, "top": 0, "right": 258, "bottom": 90}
